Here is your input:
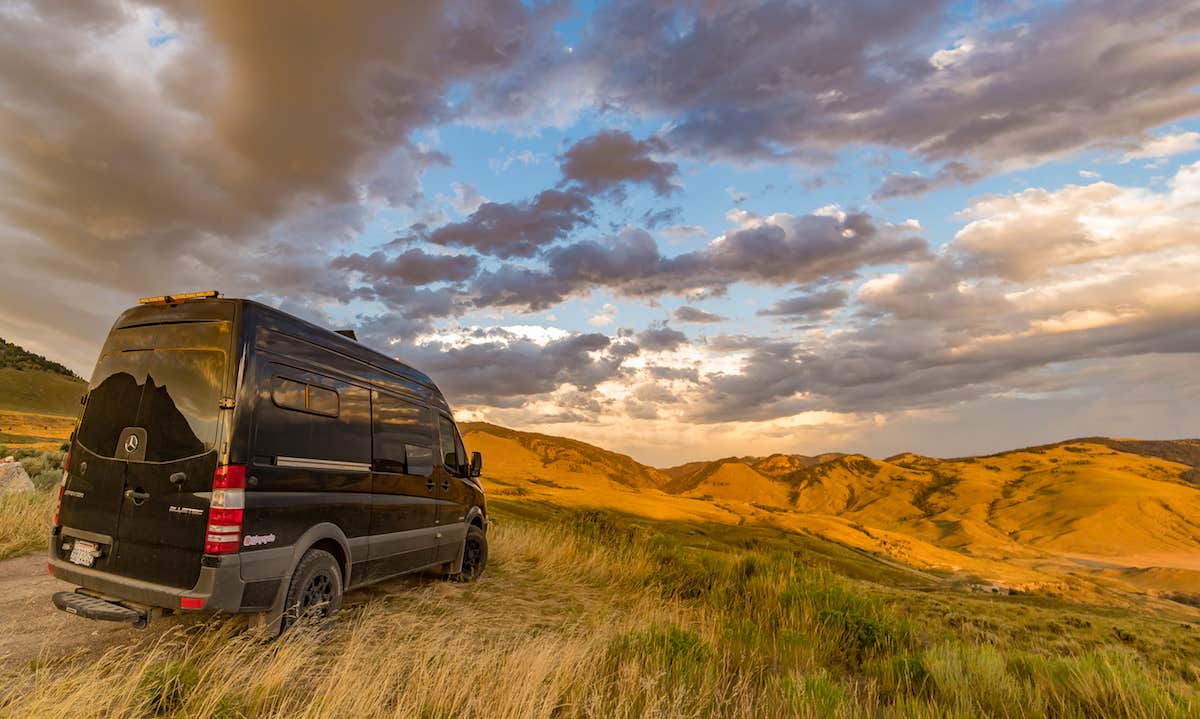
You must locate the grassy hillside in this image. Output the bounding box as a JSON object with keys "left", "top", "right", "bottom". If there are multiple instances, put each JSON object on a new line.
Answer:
{"left": 0, "top": 424, "right": 1195, "bottom": 714}
{"left": 0, "top": 338, "right": 86, "bottom": 418}
{"left": 464, "top": 424, "right": 1200, "bottom": 608}
{"left": 0, "top": 338, "right": 80, "bottom": 380}
{"left": 0, "top": 367, "right": 85, "bottom": 417}
{"left": 3, "top": 500, "right": 1198, "bottom": 717}
{"left": 460, "top": 421, "right": 671, "bottom": 489}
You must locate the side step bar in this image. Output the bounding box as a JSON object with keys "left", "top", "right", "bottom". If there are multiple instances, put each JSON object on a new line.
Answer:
{"left": 52, "top": 591, "right": 149, "bottom": 628}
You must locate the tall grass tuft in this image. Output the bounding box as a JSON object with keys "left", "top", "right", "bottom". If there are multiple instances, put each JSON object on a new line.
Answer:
{"left": 0, "top": 488, "right": 54, "bottom": 560}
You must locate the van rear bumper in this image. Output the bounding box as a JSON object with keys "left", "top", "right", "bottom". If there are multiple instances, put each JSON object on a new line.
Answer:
{"left": 48, "top": 530, "right": 246, "bottom": 614}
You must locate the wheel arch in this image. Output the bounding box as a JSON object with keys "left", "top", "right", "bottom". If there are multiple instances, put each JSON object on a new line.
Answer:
{"left": 284, "top": 523, "right": 353, "bottom": 589}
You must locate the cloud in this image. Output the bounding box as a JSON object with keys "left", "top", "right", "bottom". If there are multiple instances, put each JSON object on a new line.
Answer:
{"left": 401, "top": 188, "right": 594, "bottom": 259}
{"left": 491, "top": 1, "right": 1200, "bottom": 173}
{"left": 459, "top": 208, "right": 928, "bottom": 312}
{"left": 757, "top": 288, "right": 848, "bottom": 319}
{"left": 1120, "top": 131, "right": 1200, "bottom": 162}
{"left": 559, "top": 130, "right": 679, "bottom": 197}
{"left": 441, "top": 182, "right": 488, "bottom": 216}
{"left": 688, "top": 163, "right": 1200, "bottom": 421}
{"left": 673, "top": 306, "right": 725, "bottom": 323}
{"left": 331, "top": 248, "right": 480, "bottom": 286}
{"left": 952, "top": 161, "right": 1200, "bottom": 280}
{"left": 637, "top": 324, "right": 688, "bottom": 352}
{"left": 398, "top": 326, "right": 629, "bottom": 406}
{"left": 873, "top": 162, "right": 985, "bottom": 200}
{"left": 589, "top": 303, "right": 617, "bottom": 326}
{"left": 0, "top": 0, "right": 561, "bottom": 343}
{"left": 661, "top": 225, "right": 709, "bottom": 243}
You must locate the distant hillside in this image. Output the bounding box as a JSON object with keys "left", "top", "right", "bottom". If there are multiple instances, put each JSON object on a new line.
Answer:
{"left": 0, "top": 338, "right": 80, "bottom": 380}
{"left": 0, "top": 339, "right": 86, "bottom": 417}
{"left": 460, "top": 422, "right": 670, "bottom": 489}
{"left": 461, "top": 422, "right": 1200, "bottom": 603}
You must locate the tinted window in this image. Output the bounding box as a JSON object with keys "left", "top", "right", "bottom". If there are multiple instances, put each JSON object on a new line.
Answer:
{"left": 77, "top": 345, "right": 225, "bottom": 462}
{"left": 308, "top": 385, "right": 339, "bottom": 416}
{"left": 271, "top": 376, "right": 339, "bottom": 417}
{"left": 254, "top": 369, "right": 370, "bottom": 465}
{"left": 272, "top": 377, "right": 306, "bottom": 412}
{"left": 406, "top": 445, "right": 433, "bottom": 477}
{"left": 439, "top": 415, "right": 462, "bottom": 473}
{"left": 372, "top": 392, "right": 433, "bottom": 476}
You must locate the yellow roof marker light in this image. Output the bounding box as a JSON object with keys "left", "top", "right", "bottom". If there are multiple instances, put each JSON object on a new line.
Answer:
{"left": 137, "top": 290, "right": 222, "bottom": 306}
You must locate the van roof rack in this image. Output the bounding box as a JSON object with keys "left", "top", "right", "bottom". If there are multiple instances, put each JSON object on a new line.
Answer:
{"left": 138, "top": 290, "right": 221, "bottom": 305}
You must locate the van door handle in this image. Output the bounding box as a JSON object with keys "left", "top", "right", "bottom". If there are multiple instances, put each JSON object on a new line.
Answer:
{"left": 425, "top": 479, "right": 435, "bottom": 492}
{"left": 124, "top": 489, "right": 150, "bottom": 503}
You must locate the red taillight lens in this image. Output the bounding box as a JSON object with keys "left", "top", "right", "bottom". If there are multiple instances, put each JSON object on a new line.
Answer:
{"left": 205, "top": 464, "right": 246, "bottom": 555}
{"left": 212, "top": 464, "right": 246, "bottom": 489}
{"left": 180, "top": 597, "right": 205, "bottom": 610}
{"left": 53, "top": 451, "right": 70, "bottom": 527}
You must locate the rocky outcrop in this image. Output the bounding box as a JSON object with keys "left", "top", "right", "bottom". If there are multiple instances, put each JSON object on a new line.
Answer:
{"left": 0, "top": 458, "right": 35, "bottom": 494}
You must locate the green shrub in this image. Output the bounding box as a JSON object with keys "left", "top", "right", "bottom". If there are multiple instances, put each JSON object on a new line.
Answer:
{"left": 31, "top": 470, "right": 60, "bottom": 491}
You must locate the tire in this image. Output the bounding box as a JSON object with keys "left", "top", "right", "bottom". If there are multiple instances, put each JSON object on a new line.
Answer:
{"left": 453, "top": 525, "right": 488, "bottom": 582}
{"left": 282, "top": 549, "right": 343, "bottom": 629}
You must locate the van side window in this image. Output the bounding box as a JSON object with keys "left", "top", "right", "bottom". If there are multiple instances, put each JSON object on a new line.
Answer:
{"left": 438, "top": 415, "right": 462, "bottom": 475}
{"left": 373, "top": 391, "right": 434, "bottom": 477}
{"left": 256, "top": 368, "right": 369, "bottom": 466}
{"left": 272, "top": 376, "right": 339, "bottom": 418}
{"left": 272, "top": 378, "right": 306, "bottom": 412}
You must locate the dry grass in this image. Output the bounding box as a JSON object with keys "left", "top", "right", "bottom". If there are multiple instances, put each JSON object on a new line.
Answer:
{"left": 1, "top": 508, "right": 1197, "bottom": 718}
{"left": 0, "top": 490, "right": 54, "bottom": 561}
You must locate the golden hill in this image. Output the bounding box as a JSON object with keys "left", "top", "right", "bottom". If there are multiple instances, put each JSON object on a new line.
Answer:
{"left": 463, "top": 423, "right": 1200, "bottom": 606}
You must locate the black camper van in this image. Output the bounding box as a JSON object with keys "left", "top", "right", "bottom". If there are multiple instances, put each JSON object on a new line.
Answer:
{"left": 48, "top": 292, "right": 486, "bottom": 632}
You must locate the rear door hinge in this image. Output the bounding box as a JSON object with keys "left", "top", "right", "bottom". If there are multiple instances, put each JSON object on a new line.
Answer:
{"left": 218, "top": 397, "right": 235, "bottom": 410}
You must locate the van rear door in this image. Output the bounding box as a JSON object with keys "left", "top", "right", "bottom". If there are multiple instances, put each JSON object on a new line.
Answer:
{"left": 61, "top": 320, "right": 232, "bottom": 589}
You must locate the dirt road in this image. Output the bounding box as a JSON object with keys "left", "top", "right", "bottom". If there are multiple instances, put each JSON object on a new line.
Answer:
{"left": 0, "top": 552, "right": 438, "bottom": 677}
{"left": 0, "top": 554, "right": 185, "bottom": 674}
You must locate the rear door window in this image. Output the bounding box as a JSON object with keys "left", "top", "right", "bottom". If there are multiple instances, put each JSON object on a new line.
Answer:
{"left": 76, "top": 322, "right": 229, "bottom": 462}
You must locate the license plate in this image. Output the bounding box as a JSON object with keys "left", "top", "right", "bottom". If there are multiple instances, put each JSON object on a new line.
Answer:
{"left": 69, "top": 540, "right": 98, "bottom": 567}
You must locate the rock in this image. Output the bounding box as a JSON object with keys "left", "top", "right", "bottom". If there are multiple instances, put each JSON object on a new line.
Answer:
{"left": 0, "top": 459, "right": 35, "bottom": 495}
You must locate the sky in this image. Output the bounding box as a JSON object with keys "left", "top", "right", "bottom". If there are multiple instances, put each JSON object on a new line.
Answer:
{"left": 1, "top": 0, "right": 1198, "bottom": 466}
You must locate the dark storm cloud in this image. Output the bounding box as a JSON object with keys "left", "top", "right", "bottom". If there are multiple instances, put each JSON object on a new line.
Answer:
{"left": 757, "top": 288, "right": 848, "bottom": 319}
{"left": 673, "top": 306, "right": 725, "bottom": 323}
{"left": 637, "top": 324, "right": 688, "bottom": 352}
{"left": 873, "top": 162, "right": 985, "bottom": 200}
{"left": 482, "top": 0, "right": 1200, "bottom": 175}
{"left": 687, "top": 309, "right": 1200, "bottom": 424}
{"left": 400, "top": 330, "right": 627, "bottom": 405}
{"left": 0, "top": 0, "right": 562, "bottom": 331}
{"left": 559, "top": 130, "right": 679, "bottom": 197}
{"left": 332, "top": 248, "right": 479, "bottom": 285}
{"left": 400, "top": 188, "right": 594, "bottom": 259}
{"left": 444, "top": 211, "right": 927, "bottom": 313}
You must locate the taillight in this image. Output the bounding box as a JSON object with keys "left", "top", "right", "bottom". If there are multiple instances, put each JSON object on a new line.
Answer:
{"left": 205, "top": 465, "right": 246, "bottom": 555}
{"left": 53, "top": 451, "right": 70, "bottom": 527}
{"left": 180, "top": 597, "right": 205, "bottom": 610}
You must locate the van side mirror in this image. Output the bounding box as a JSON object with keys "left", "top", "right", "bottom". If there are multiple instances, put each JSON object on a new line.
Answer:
{"left": 469, "top": 451, "right": 482, "bottom": 478}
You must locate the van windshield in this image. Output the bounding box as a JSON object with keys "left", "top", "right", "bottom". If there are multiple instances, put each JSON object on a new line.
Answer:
{"left": 76, "top": 322, "right": 230, "bottom": 462}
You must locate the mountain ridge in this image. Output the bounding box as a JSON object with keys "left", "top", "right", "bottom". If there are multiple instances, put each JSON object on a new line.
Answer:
{"left": 461, "top": 422, "right": 1200, "bottom": 605}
